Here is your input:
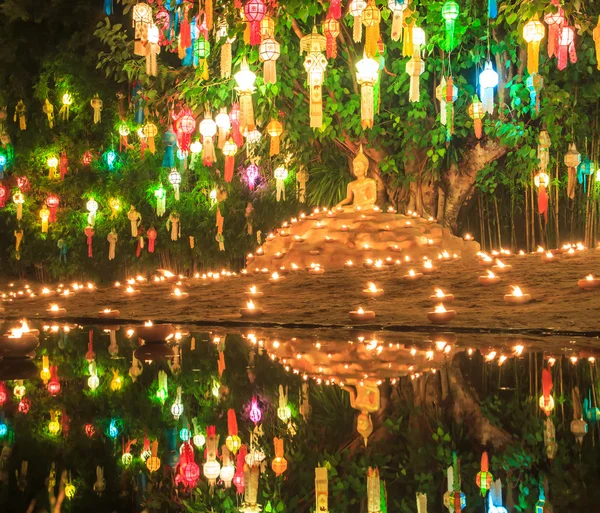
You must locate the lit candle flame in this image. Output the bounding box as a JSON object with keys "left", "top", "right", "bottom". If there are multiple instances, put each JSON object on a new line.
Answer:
{"left": 485, "top": 351, "right": 497, "bottom": 361}
{"left": 20, "top": 320, "right": 30, "bottom": 333}
{"left": 545, "top": 251, "right": 553, "bottom": 258}
{"left": 144, "top": 321, "right": 153, "bottom": 327}
{"left": 173, "top": 288, "right": 182, "bottom": 296}
{"left": 247, "top": 300, "right": 255, "bottom": 309}
{"left": 424, "top": 260, "right": 433, "bottom": 269}
{"left": 357, "top": 307, "right": 365, "bottom": 314}
{"left": 103, "top": 308, "right": 111, "bottom": 313}
{"left": 42, "top": 287, "right": 51, "bottom": 294}
{"left": 537, "top": 246, "right": 544, "bottom": 253}
{"left": 126, "top": 286, "right": 135, "bottom": 293}
{"left": 367, "top": 282, "right": 377, "bottom": 292}
{"left": 250, "top": 286, "right": 257, "bottom": 293}
{"left": 434, "top": 288, "right": 445, "bottom": 298}
{"left": 586, "top": 274, "right": 595, "bottom": 281}
{"left": 486, "top": 270, "right": 496, "bottom": 278}
{"left": 514, "top": 345, "right": 524, "bottom": 356}
{"left": 291, "top": 263, "right": 299, "bottom": 269}
{"left": 409, "top": 269, "right": 415, "bottom": 276}
{"left": 511, "top": 286, "right": 523, "bottom": 296}
{"left": 374, "top": 259, "right": 383, "bottom": 267}
{"left": 495, "top": 259, "right": 505, "bottom": 268}
{"left": 50, "top": 304, "right": 59, "bottom": 311}
{"left": 346, "top": 260, "right": 353, "bottom": 266}
{"left": 271, "top": 272, "right": 280, "bottom": 280}
{"left": 434, "top": 303, "right": 447, "bottom": 313}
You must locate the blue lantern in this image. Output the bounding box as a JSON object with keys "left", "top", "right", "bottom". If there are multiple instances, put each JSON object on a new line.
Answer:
{"left": 107, "top": 418, "right": 119, "bottom": 439}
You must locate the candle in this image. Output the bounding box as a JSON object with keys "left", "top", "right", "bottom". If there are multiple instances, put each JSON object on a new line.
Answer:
{"left": 279, "top": 230, "right": 289, "bottom": 237}
{"left": 578, "top": 274, "right": 600, "bottom": 291}
{"left": 542, "top": 251, "right": 558, "bottom": 263}
{"left": 240, "top": 269, "right": 249, "bottom": 276}
{"left": 324, "top": 236, "right": 335, "bottom": 243}
{"left": 362, "top": 282, "right": 384, "bottom": 298}
{"left": 277, "top": 266, "right": 290, "bottom": 275}
{"left": 124, "top": 285, "right": 141, "bottom": 296}
{"left": 290, "top": 263, "right": 300, "bottom": 271}
{"left": 340, "top": 224, "right": 350, "bottom": 232}
{"left": 273, "top": 252, "right": 285, "bottom": 260}
{"left": 564, "top": 247, "right": 577, "bottom": 258}
{"left": 430, "top": 288, "right": 454, "bottom": 303}
{"left": 260, "top": 268, "right": 270, "bottom": 274}
{"left": 492, "top": 259, "right": 512, "bottom": 274}
{"left": 240, "top": 300, "right": 264, "bottom": 318}
{"left": 504, "top": 285, "right": 531, "bottom": 304}
{"left": 314, "top": 221, "right": 325, "bottom": 229}
{"left": 246, "top": 286, "right": 264, "bottom": 298}
{"left": 387, "top": 206, "right": 397, "bottom": 213}
{"left": 439, "top": 250, "right": 451, "bottom": 261}
{"left": 403, "top": 269, "right": 423, "bottom": 281}
{"left": 309, "top": 249, "right": 322, "bottom": 255}
{"left": 170, "top": 287, "right": 189, "bottom": 299}
{"left": 363, "top": 259, "right": 374, "bottom": 269}
{"left": 384, "top": 257, "right": 394, "bottom": 266}
{"left": 479, "top": 254, "right": 494, "bottom": 266}
{"left": 362, "top": 243, "right": 371, "bottom": 251}
{"left": 246, "top": 253, "right": 255, "bottom": 261}
{"left": 373, "top": 259, "right": 384, "bottom": 270}
{"left": 47, "top": 304, "right": 66, "bottom": 316}
{"left": 308, "top": 264, "right": 325, "bottom": 275}
{"left": 388, "top": 244, "right": 400, "bottom": 252}
{"left": 427, "top": 303, "right": 456, "bottom": 324}
{"left": 464, "top": 233, "right": 473, "bottom": 241}
{"left": 422, "top": 260, "right": 436, "bottom": 274}
{"left": 478, "top": 270, "right": 501, "bottom": 285}
{"left": 99, "top": 308, "right": 120, "bottom": 318}
{"left": 269, "top": 272, "right": 286, "bottom": 283}
{"left": 40, "top": 287, "right": 55, "bottom": 296}
{"left": 344, "top": 260, "right": 354, "bottom": 268}
{"left": 348, "top": 306, "right": 376, "bottom": 322}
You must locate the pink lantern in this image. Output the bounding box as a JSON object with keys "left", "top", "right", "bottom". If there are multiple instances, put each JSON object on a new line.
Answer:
{"left": 244, "top": 0, "right": 267, "bottom": 45}
{"left": 46, "top": 195, "right": 60, "bottom": 222}
{"left": 0, "top": 185, "right": 7, "bottom": 208}
{"left": 245, "top": 164, "right": 260, "bottom": 191}
{"left": 544, "top": 1, "right": 564, "bottom": 58}
{"left": 558, "top": 26, "right": 576, "bottom": 70}
{"left": 249, "top": 396, "right": 262, "bottom": 423}
{"left": 16, "top": 176, "right": 30, "bottom": 192}
{"left": 175, "top": 109, "right": 196, "bottom": 153}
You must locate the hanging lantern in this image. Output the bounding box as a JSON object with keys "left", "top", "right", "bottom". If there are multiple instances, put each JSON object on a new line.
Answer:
{"left": 59, "top": 93, "right": 72, "bottom": 122}
{"left": 108, "top": 197, "right": 120, "bottom": 219}
{"left": 301, "top": 27, "right": 328, "bottom": 128}
{"left": 244, "top": 0, "right": 267, "bottom": 46}
{"left": 479, "top": 61, "right": 499, "bottom": 115}
{"left": 523, "top": 19, "right": 545, "bottom": 75}
{"left": 47, "top": 156, "right": 59, "bottom": 180}
{"left": 534, "top": 171, "right": 550, "bottom": 222}
{"left": 48, "top": 411, "right": 61, "bottom": 436}
{"left": 13, "top": 192, "right": 24, "bottom": 221}
{"left": 0, "top": 185, "right": 6, "bottom": 209}
{"left": 436, "top": 77, "right": 458, "bottom": 141}
{"left": 266, "top": 119, "right": 283, "bottom": 156}
{"left": 234, "top": 58, "right": 257, "bottom": 132}
{"left": 564, "top": 143, "right": 581, "bottom": 200}
{"left": 245, "top": 163, "right": 260, "bottom": 191}
{"left": 323, "top": 17, "right": 340, "bottom": 58}
{"left": 356, "top": 55, "right": 379, "bottom": 129}
{"left": 578, "top": 157, "right": 595, "bottom": 194}
{"left": 175, "top": 109, "right": 196, "bottom": 154}
{"left": 488, "top": 0, "right": 498, "bottom": 19}
{"left": 218, "top": 20, "right": 235, "bottom": 78}
{"left": 226, "top": 409, "right": 242, "bottom": 454}
{"left": 47, "top": 366, "right": 61, "bottom": 395}
{"left": 145, "top": 24, "right": 160, "bottom": 77}
{"left": 199, "top": 114, "right": 217, "bottom": 167}
{"left": 171, "top": 386, "right": 184, "bottom": 419}
{"left": 86, "top": 198, "right": 98, "bottom": 227}
{"left": 222, "top": 139, "right": 238, "bottom": 183}
{"left": 406, "top": 54, "right": 425, "bottom": 103}
{"left": 544, "top": 417, "right": 558, "bottom": 459}
{"left": 220, "top": 445, "right": 235, "bottom": 488}
{"left": 215, "top": 108, "right": 231, "bottom": 149}
{"left": 109, "top": 370, "right": 122, "bottom": 392}
{"left": 388, "top": 0, "right": 408, "bottom": 41}
{"left": 229, "top": 103, "right": 244, "bottom": 147}
{"left": 274, "top": 166, "right": 288, "bottom": 202}
{"left": 259, "top": 37, "right": 281, "bottom": 84}
{"left": 154, "top": 184, "right": 166, "bottom": 217}
{"left": 133, "top": 2, "right": 153, "bottom": 55}
{"left": 46, "top": 195, "right": 60, "bottom": 223}
{"left": 526, "top": 73, "right": 544, "bottom": 115}
{"left": 16, "top": 176, "right": 30, "bottom": 192}
{"left": 249, "top": 396, "right": 262, "bottom": 424}
{"left": 468, "top": 96, "right": 485, "bottom": 139}
{"left": 81, "top": 151, "right": 94, "bottom": 166}
{"left": 544, "top": 4, "right": 565, "bottom": 59}
{"left": 349, "top": 0, "right": 367, "bottom": 43}
{"left": 367, "top": 467, "right": 381, "bottom": 512}
{"left": 261, "top": 15, "right": 275, "bottom": 38}
{"left": 168, "top": 169, "right": 182, "bottom": 200}
{"left": 88, "top": 362, "right": 99, "bottom": 390}
{"left": 39, "top": 205, "right": 50, "bottom": 233}
{"left": 104, "top": 149, "right": 118, "bottom": 170}
{"left": 271, "top": 437, "right": 287, "bottom": 476}
{"left": 277, "top": 385, "right": 292, "bottom": 421}
{"left": 539, "top": 367, "right": 555, "bottom": 415}
{"left": 475, "top": 452, "right": 493, "bottom": 496}
{"left": 194, "top": 36, "right": 211, "bottom": 80}
{"left": 557, "top": 26, "right": 576, "bottom": 71}
{"left": 142, "top": 122, "right": 158, "bottom": 154}
{"left": 146, "top": 441, "right": 161, "bottom": 472}
{"left": 90, "top": 95, "right": 103, "bottom": 124}
{"left": 412, "top": 26, "right": 426, "bottom": 55}
{"left": 41, "top": 356, "right": 51, "bottom": 383}
{"left": 594, "top": 16, "right": 600, "bottom": 71}
{"left": 362, "top": 0, "right": 381, "bottom": 58}
{"left": 441, "top": 1, "right": 459, "bottom": 51}
{"left": 203, "top": 426, "right": 221, "bottom": 486}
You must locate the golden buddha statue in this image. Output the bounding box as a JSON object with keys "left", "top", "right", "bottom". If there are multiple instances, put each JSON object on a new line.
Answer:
{"left": 335, "top": 146, "right": 377, "bottom": 211}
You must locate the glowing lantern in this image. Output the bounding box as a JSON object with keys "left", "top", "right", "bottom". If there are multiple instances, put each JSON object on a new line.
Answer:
{"left": 108, "top": 418, "right": 119, "bottom": 439}
{"left": 0, "top": 185, "right": 6, "bottom": 209}
{"left": 564, "top": 143, "right": 581, "bottom": 199}
{"left": 594, "top": 17, "right": 600, "bottom": 71}
{"left": 171, "top": 386, "right": 184, "bottom": 419}
{"left": 249, "top": 396, "right": 262, "bottom": 424}
{"left": 234, "top": 58, "right": 257, "bottom": 133}
{"left": 108, "top": 197, "right": 120, "bottom": 219}
{"left": 16, "top": 176, "right": 30, "bottom": 192}
{"left": 0, "top": 384, "right": 6, "bottom": 405}
{"left": 222, "top": 139, "right": 238, "bottom": 183}
{"left": 104, "top": 149, "right": 118, "bottom": 170}
{"left": 475, "top": 452, "right": 493, "bottom": 496}
{"left": 218, "top": 20, "right": 235, "bottom": 78}
{"left": 194, "top": 36, "right": 210, "bottom": 80}
{"left": 557, "top": 26, "right": 576, "bottom": 71}
{"left": 361, "top": 0, "right": 381, "bottom": 58}
{"left": 47, "top": 366, "right": 61, "bottom": 395}
{"left": 142, "top": 122, "right": 158, "bottom": 154}
{"left": 261, "top": 15, "right": 275, "bottom": 38}
{"left": 154, "top": 184, "right": 166, "bottom": 217}
{"left": 274, "top": 166, "right": 288, "bottom": 201}
{"left": 81, "top": 150, "right": 94, "bottom": 166}
{"left": 110, "top": 369, "right": 122, "bottom": 391}
{"left": 271, "top": 437, "right": 288, "bottom": 476}
{"left": 544, "top": 3, "right": 565, "bottom": 58}
{"left": 162, "top": 128, "right": 177, "bottom": 168}
{"left": 203, "top": 426, "right": 221, "bottom": 486}
{"left": 156, "top": 370, "right": 168, "bottom": 404}
{"left": 244, "top": 163, "right": 259, "bottom": 191}
{"left": 226, "top": 409, "right": 242, "bottom": 454}
{"left": 367, "top": 467, "right": 381, "bottom": 512}
{"left": 180, "top": 427, "right": 190, "bottom": 441}
{"left": 46, "top": 195, "right": 60, "bottom": 223}
{"left": 479, "top": 61, "right": 498, "bottom": 115}
{"left": 323, "top": 17, "right": 340, "bottom": 58}
{"left": 441, "top": 1, "right": 459, "bottom": 51}
{"left": 406, "top": 53, "right": 425, "bottom": 103}
{"left": 539, "top": 368, "right": 554, "bottom": 415}
{"left": 14, "top": 382, "right": 25, "bottom": 399}
{"left": 215, "top": 108, "right": 231, "bottom": 148}
{"left": 266, "top": 119, "right": 283, "bottom": 156}
{"left": 133, "top": 2, "right": 153, "bottom": 55}
{"left": 301, "top": 27, "right": 328, "bottom": 128}
{"left": 258, "top": 37, "right": 280, "bottom": 85}
{"left": 468, "top": 96, "right": 485, "bottom": 139}
{"left": 526, "top": 73, "right": 544, "bottom": 115}
{"left": 0, "top": 416, "right": 6, "bottom": 437}
{"left": 199, "top": 114, "right": 217, "bottom": 166}
{"left": 59, "top": 93, "right": 72, "bottom": 121}
{"left": 13, "top": 192, "right": 24, "bottom": 221}
{"left": 48, "top": 410, "right": 61, "bottom": 435}
{"left": 18, "top": 398, "right": 30, "bottom": 414}
{"left": 356, "top": 55, "right": 379, "bottom": 129}
{"left": 349, "top": 0, "right": 367, "bottom": 42}
{"left": 40, "top": 355, "right": 51, "bottom": 383}
{"left": 85, "top": 423, "right": 95, "bottom": 438}
{"left": 277, "top": 385, "right": 292, "bottom": 421}
{"left": 192, "top": 418, "right": 206, "bottom": 447}
{"left": 47, "top": 156, "right": 59, "bottom": 179}
{"left": 39, "top": 205, "right": 50, "bottom": 233}
{"left": 146, "top": 440, "right": 161, "bottom": 472}
{"left": 175, "top": 109, "right": 196, "bottom": 153}
{"left": 88, "top": 362, "right": 99, "bottom": 390}
{"left": 388, "top": 0, "right": 408, "bottom": 41}
{"left": 523, "top": 19, "right": 545, "bottom": 75}
{"left": 168, "top": 169, "right": 182, "bottom": 200}
{"left": 90, "top": 94, "right": 102, "bottom": 124}
{"left": 220, "top": 445, "right": 235, "bottom": 487}
{"left": 244, "top": 0, "right": 267, "bottom": 46}
{"left": 86, "top": 198, "right": 98, "bottom": 227}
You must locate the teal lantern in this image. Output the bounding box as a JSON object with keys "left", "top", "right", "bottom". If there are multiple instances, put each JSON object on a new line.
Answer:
{"left": 0, "top": 421, "right": 7, "bottom": 437}
{"left": 104, "top": 149, "right": 118, "bottom": 170}
{"left": 108, "top": 418, "right": 119, "bottom": 439}
{"left": 441, "top": 1, "right": 459, "bottom": 50}
{"left": 578, "top": 157, "right": 595, "bottom": 193}
{"left": 180, "top": 427, "right": 190, "bottom": 441}
{"left": 526, "top": 73, "right": 544, "bottom": 115}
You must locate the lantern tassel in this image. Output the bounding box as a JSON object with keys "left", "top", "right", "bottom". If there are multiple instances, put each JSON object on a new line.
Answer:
{"left": 567, "top": 167, "right": 576, "bottom": 199}
{"left": 365, "top": 25, "right": 379, "bottom": 59}
{"left": 264, "top": 61, "right": 276, "bottom": 85}
{"left": 527, "top": 41, "right": 540, "bottom": 75}
{"left": 250, "top": 21, "right": 261, "bottom": 45}
{"left": 239, "top": 94, "right": 255, "bottom": 132}
{"left": 206, "top": 0, "right": 213, "bottom": 31}
{"left": 225, "top": 156, "right": 235, "bottom": 183}
{"left": 353, "top": 15, "right": 363, "bottom": 43}
{"left": 402, "top": 22, "right": 414, "bottom": 57}
{"left": 361, "top": 85, "right": 374, "bottom": 129}
{"left": 326, "top": 35, "right": 338, "bottom": 58}
{"left": 329, "top": 0, "right": 341, "bottom": 19}
{"left": 203, "top": 137, "right": 216, "bottom": 167}
{"left": 391, "top": 12, "right": 403, "bottom": 42}
{"left": 557, "top": 42, "right": 567, "bottom": 71}
{"left": 309, "top": 78, "right": 323, "bottom": 128}
{"left": 221, "top": 42, "right": 232, "bottom": 78}
{"left": 538, "top": 185, "right": 548, "bottom": 223}
{"left": 487, "top": 0, "right": 497, "bottom": 19}
{"left": 474, "top": 119, "right": 482, "bottom": 139}
{"left": 270, "top": 136, "right": 280, "bottom": 156}
{"left": 480, "top": 86, "right": 494, "bottom": 115}
{"left": 548, "top": 25, "right": 560, "bottom": 58}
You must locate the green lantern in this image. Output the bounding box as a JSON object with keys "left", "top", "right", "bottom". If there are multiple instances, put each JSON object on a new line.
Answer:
{"left": 194, "top": 37, "right": 211, "bottom": 80}
{"left": 441, "top": 1, "right": 459, "bottom": 50}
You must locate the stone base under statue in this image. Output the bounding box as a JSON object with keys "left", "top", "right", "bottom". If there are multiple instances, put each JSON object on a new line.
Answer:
{"left": 247, "top": 209, "right": 480, "bottom": 271}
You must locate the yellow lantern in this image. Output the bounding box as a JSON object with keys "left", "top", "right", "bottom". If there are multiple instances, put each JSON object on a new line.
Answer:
{"left": 48, "top": 410, "right": 61, "bottom": 436}
{"left": 110, "top": 369, "right": 122, "bottom": 391}
{"left": 108, "top": 197, "right": 121, "bottom": 219}
{"left": 59, "top": 93, "right": 72, "bottom": 121}
{"left": 467, "top": 96, "right": 485, "bottom": 139}
{"left": 405, "top": 54, "right": 425, "bottom": 102}
{"left": 523, "top": 19, "right": 545, "bottom": 75}
{"left": 146, "top": 440, "right": 161, "bottom": 472}
{"left": 226, "top": 434, "right": 241, "bottom": 454}
{"left": 356, "top": 55, "right": 379, "bottom": 129}
{"left": 260, "top": 15, "right": 275, "bottom": 38}
{"left": 40, "top": 355, "right": 51, "bottom": 383}
{"left": 234, "top": 58, "right": 257, "bottom": 132}
{"left": 361, "top": 0, "right": 381, "bottom": 59}
{"left": 594, "top": 16, "right": 600, "bottom": 71}
{"left": 40, "top": 206, "right": 50, "bottom": 233}
{"left": 266, "top": 119, "right": 283, "bottom": 156}
{"left": 534, "top": 171, "right": 550, "bottom": 189}
{"left": 142, "top": 122, "right": 158, "bottom": 154}
{"left": 47, "top": 156, "right": 59, "bottom": 179}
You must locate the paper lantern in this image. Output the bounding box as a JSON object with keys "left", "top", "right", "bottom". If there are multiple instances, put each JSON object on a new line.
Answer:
{"left": 301, "top": 27, "right": 328, "bottom": 128}
{"left": 557, "top": 26, "right": 576, "bottom": 71}
{"left": 47, "top": 366, "right": 61, "bottom": 395}
{"left": 441, "top": 1, "right": 459, "bottom": 50}
{"left": 349, "top": 0, "right": 367, "bottom": 42}
{"left": 0, "top": 417, "right": 7, "bottom": 437}
{"left": 245, "top": 163, "right": 260, "bottom": 191}
{"left": 388, "top": 0, "right": 408, "bottom": 41}
{"left": 190, "top": 140, "right": 202, "bottom": 154}
{"left": 168, "top": 169, "right": 182, "bottom": 200}
{"left": 277, "top": 385, "right": 292, "bottom": 421}
{"left": 266, "top": 119, "right": 283, "bottom": 156}
{"left": 356, "top": 55, "right": 379, "bottom": 129}
{"left": 154, "top": 184, "right": 166, "bottom": 217}
{"left": 226, "top": 409, "right": 241, "bottom": 454}
{"left": 468, "top": 96, "right": 485, "bottom": 139}
{"left": 86, "top": 199, "right": 98, "bottom": 227}
{"left": 323, "top": 17, "right": 340, "bottom": 58}
{"left": 526, "top": 73, "right": 544, "bottom": 115}
{"left": 475, "top": 452, "right": 493, "bottom": 496}
{"left": 259, "top": 37, "right": 280, "bottom": 84}
{"left": 274, "top": 166, "right": 288, "bottom": 201}
{"left": 194, "top": 36, "right": 211, "bottom": 80}
{"left": 16, "top": 176, "right": 30, "bottom": 192}
{"left": 90, "top": 95, "right": 103, "bottom": 124}
{"left": 315, "top": 467, "right": 328, "bottom": 512}
{"left": 13, "top": 192, "right": 24, "bottom": 221}
{"left": 81, "top": 151, "right": 94, "bottom": 166}
{"left": 234, "top": 58, "right": 257, "bottom": 132}
{"left": 218, "top": 20, "right": 235, "bottom": 78}
{"left": 104, "top": 149, "right": 118, "bottom": 170}
{"left": 146, "top": 441, "right": 161, "bottom": 472}
{"left": 175, "top": 109, "right": 196, "bottom": 153}
{"left": 48, "top": 411, "right": 61, "bottom": 436}
{"left": 88, "top": 363, "right": 99, "bottom": 390}
{"left": 47, "top": 156, "right": 59, "bottom": 179}
{"left": 244, "top": 0, "right": 267, "bottom": 45}
{"left": 199, "top": 114, "right": 217, "bottom": 166}
{"left": 412, "top": 26, "right": 426, "bottom": 54}
{"left": 367, "top": 467, "right": 381, "bottom": 512}
{"left": 40, "top": 356, "right": 51, "bottom": 383}
{"left": 229, "top": 103, "right": 244, "bottom": 147}
{"left": 544, "top": 4, "right": 565, "bottom": 58}
{"left": 221, "top": 138, "right": 238, "bottom": 183}
{"left": 0, "top": 384, "right": 6, "bottom": 405}
{"left": 215, "top": 108, "right": 231, "bottom": 149}
{"left": 260, "top": 15, "right": 275, "bottom": 38}
{"left": 18, "top": 397, "right": 30, "bottom": 414}
{"left": 220, "top": 458, "right": 235, "bottom": 488}
{"left": 564, "top": 143, "right": 581, "bottom": 199}
{"left": 162, "top": 128, "right": 177, "bottom": 168}
{"left": 406, "top": 54, "right": 425, "bottom": 102}
{"left": 523, "top": 20, "right": 545, "bottom": 75}
{"left": 142, "top": 122, "right": 158, "bottom": 154}
{"left": 594, "top": 16, "right": 600, "bottom": 71}
{"left": 171, "top": 387, "right": 184, "bottom": 419}
{"left": 539, "top": 368, "right": 554, "bottom": 415}
{"left": 203, "top": 426, "right": 221, "bottom": 486}
{"left": 85, "top": 423, "right": 95, "bottom": 438}
{"left": 110, "top": 370, "right": 122, "bottom": 391}
{"left": 145, "top": 24, "right": 160, "bottom": 76}
{"left": 361, "top": 0, "right": 381, "bottom": 58}
{"left": 479, "top": 61, "right": 498, "bottom": 114}
{"left": 46, "top": 195, "right": 60, "bottom": 223}
{"left": 271, "top": 437, "right": 287, "bottom": 476}
{"left": 59, "top": 93, "right": 72, "bottom": 122}
{"left": 0, "top": 185, "right": 6, "bottom": 209}
{"left": 249, "top": 396, "right": 262, "bottom": 424}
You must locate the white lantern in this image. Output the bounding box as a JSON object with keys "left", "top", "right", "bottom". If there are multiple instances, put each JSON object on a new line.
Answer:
{"left": 356, "top": 55, "right": 379, "bottom": 130}
{"left": 234, "top": 57, "right": 257, "bottom": 132}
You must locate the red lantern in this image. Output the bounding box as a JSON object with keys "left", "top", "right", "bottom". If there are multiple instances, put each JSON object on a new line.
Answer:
{"left": 81, "top": 151, "right": 94, "bottom": 166}
{"left": 323, "top": 17, "right": 340, "bottom": 58}
{"left": 0, "top": 185, "right": 7, "bottom": 208}
{"left": 47, "top": 366, "right": 61, "bottom": 396}
{"left": 175, "top": 109, "right": 196, "bottom": 153}
{"left": 46, "top": 195, "right": 60, "bottom": 223}
{"left": 244, "top": 0, "right": 267, "bottom": 45}
{"left": 16, "top": 176, "right": 30, "bottom": 192}
{"left": 85, "top": 423, "right": 96, "bottom": 438}
{"left": 0, "top": 383, "right": 6, "bottom": 405}
{"left": 229, "top": 104, "right": 243, "bottom": 147}
{"left": 544, "top": 3, "right": 565, "bottom": 58}
{"left": 18, "top": 398, "right": 30, "bottom": 414}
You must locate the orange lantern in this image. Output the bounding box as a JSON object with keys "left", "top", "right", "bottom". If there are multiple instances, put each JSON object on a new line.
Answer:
{"left": 266, "top": 119, "right": 283, "bottom": 156}
{"left": 361, "top": 0, "right": 381, "bottom": 59}
{"left": 523, "top": 19, "right": 545, "bottom": 75}
{"left": 271, "top": 437, "right": 288, "bottom": 476}
{"left": 467, "top": 96, "right": 485, "bottom": 139}
{"left": 146, "top": 440, "right": 161, "bottom": 472}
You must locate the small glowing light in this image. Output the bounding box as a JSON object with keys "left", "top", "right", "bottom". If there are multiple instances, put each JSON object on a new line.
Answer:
{"left": 485, "top": 351, "right": 497, "bottom": 361}
{"left": 434, "top": 303, "right": 447, "bottom": 313}
{"left": 570, "top": 356, "right": 578, "bottom": 364}
{"left": 548, "top": 357, "right": 556, "bottom": 366}
{"left": 511, "top": 286, "right": 523, "bottom": 297}
{"left": 246, "top": 300, "right": 255, "bottom": 310}
{"left": 357, "top": 307, "right": 365, "bottom": 314}
{"left": 514, "top": 345, "right": 524, "bottom": 356}
{"left": 408, "top": 269, "right": 416, "bottom": 276}
{"left": 486, "top": 270, "right": 496, "bottom": 278}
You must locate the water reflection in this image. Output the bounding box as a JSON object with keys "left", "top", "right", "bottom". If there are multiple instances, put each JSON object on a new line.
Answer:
{"left": 0, "top": 321, "right": 599, "bottom": 512}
